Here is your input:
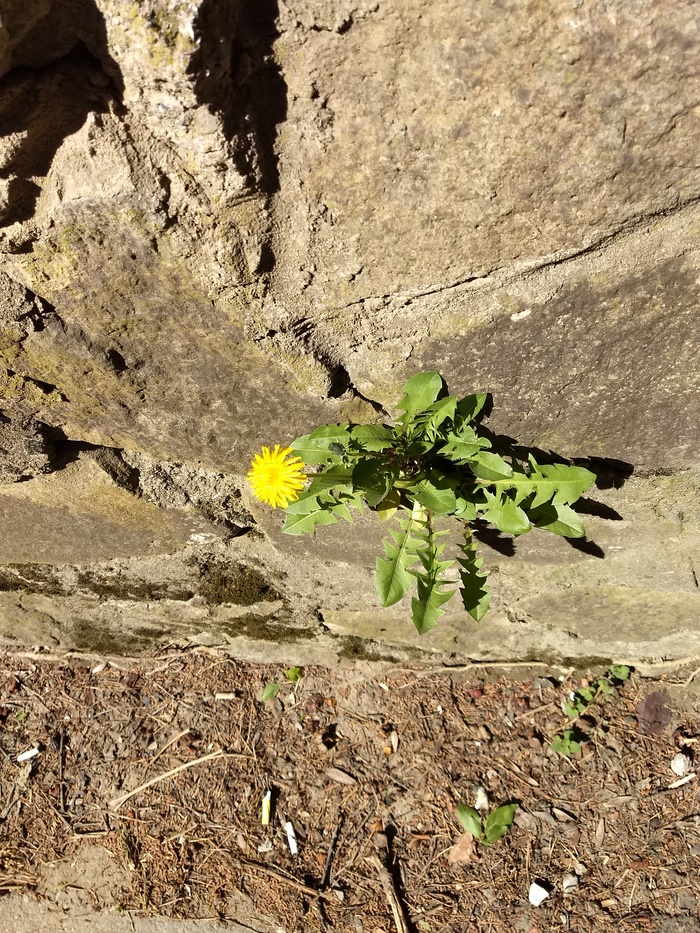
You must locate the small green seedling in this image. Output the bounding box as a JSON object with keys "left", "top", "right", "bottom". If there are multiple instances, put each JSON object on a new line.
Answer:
{"left": 550, "top": 729, "right": 583, "bottom": 757}
{"left": 284, "top": 666, "right": 303, "bottom": 683}
{"left": 260, "top": 683, "right": 281, "bottom": 702}
{"left": 552, "top": 665, "right": 632, "bottom": 756}
{"left": 457, "top": 802, "right": 518, "bottom": 846}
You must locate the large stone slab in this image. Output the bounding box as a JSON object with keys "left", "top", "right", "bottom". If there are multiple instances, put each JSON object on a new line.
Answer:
{"left": 0, "top": 0, "right": 698, "bottom": 669}
{"left": 0, "top": 454, "right": 220, "bottom": 564}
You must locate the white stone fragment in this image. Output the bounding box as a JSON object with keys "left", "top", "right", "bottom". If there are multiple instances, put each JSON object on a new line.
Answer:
{"left": 670, "top": 752, "right": 692, "bottom": 776}
{"left": 562, "top": 873, "right": 579, "bottom": 894}
{"left": 528, "top": 882, "right": 550, "bottom": 907}
{"left": 474, "top": 786, "right": 489, "bottom": 812}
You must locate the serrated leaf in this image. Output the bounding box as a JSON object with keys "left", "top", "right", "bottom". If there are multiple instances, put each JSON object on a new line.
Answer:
{"left": 455, "top": 392, "right": 488, "bottom": 424}
{"left": 284, "top": 666, "right": 303, "bottom": 683}
{"left": 375, "top": 508, "right": 422, "bottom": 607}
{"left": 526, "top": 459, "right": 597, "bottom": 507}
{"left": 282, "top": 508, "right": 338, "bottom": 536}
{"left": 349, "top": 424, "right": 395, "bottom": 451}
{"left": 482, "top": 804, "right": 519, "bottom": 845}
{"left": 453, "top": 495, "right": 479, "bottom": 521}
{"left": 352, "top": 458, "right": 396, "bottom": 506}
{"left": 329, "top": 500, "right": 354, "bottom": 523}
{"left": 411, "top": 580, "right": 454, "bottom": 634}
{"left": 473, "top": 459, "right": 595, "bottom": 514}
{"left": 291, "top": 425, "right": 350, "bottom": 464}
{"left": 411, "top": 475, "right": 457, "bottom": 514}
{"left": 409, "top": 515, "right": 455, "bottom": 634}
{"left": 457, "top": 803, "right": 483, "bottom": 837}
{"left": 529, "top": 502, "right": 586, "bottom": 537}
{"left": 261, "top": 683, "right": 281, "bottom": 702}
{"left": 412, "top": 395, "right": 457, "bottom": 441}
{"left": 396, "top": 371, "right": 444, "bottom": 425}
{"left": 283, "top": 490, "right": 331, "bottom": 514}
{"left": 472, "top": 451, "right": 514, "bottom": 481}
{"left": 439, "top": 432, "right": 490, "bottom": 464}
{"left": 482, "top": 492, "right": 532, "bottom": 536}
{"left": 457, "top": 535, "right": 490, "bottom": 622}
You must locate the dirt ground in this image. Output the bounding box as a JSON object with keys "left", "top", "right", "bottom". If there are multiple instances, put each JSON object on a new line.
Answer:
{"left": 0, "top": 648, "right": 699, "bottom": 933}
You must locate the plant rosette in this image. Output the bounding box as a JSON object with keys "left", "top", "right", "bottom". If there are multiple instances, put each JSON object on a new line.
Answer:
{"left": 247, "top": 371, "right": 597, "bottom": 633}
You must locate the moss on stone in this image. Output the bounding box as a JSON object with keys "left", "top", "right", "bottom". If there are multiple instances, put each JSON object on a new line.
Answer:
{"left": 70, "top": 618, "right": 166, "bottom": 655}
{"left": 337, "top": 635, "right": 400, "bottom": 662}
{"left": 218, "top": 615, "right": 316, "bottom": 642}
{"left": 198, "top": 563, "right": 281, "bottom": 606}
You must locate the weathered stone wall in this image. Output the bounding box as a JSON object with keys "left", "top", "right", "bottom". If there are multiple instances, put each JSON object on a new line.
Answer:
{"left": 0, "top": 0, "right": 698, "bottom": 665}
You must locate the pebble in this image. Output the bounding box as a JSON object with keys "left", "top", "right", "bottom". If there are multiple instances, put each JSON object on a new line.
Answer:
{"left": 528, "top": 882, "right": 550, "bottom": 907}
{"left": 562, "top": 873, "right": 579, "bottom": 894}
{"left": 670, "top": 752, "right": 692, "bottom": 777}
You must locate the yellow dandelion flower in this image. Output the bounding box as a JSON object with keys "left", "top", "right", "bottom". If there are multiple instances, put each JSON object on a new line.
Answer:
{"left": 247, "top": 444, "right": 306, "bottom": 508}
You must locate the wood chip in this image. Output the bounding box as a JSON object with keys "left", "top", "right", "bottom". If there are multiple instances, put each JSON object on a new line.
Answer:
{"left": 325, "top": 767, "right": 357, "bottom": 786}
{"left": 595, "top": 818, "right": 606, "bottom": 847}
{"left": 448, "top": 831, "right": 478, "bottom": 865}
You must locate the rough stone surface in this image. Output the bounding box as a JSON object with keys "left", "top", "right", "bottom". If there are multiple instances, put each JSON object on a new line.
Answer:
{"left": 0, "top": 453, "right": 222, "bottom": 563}
{"left": 0, "top": 0, "right": 698, "bottom": 664}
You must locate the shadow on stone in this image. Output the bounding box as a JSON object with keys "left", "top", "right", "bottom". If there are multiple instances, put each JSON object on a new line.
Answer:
{"left": 189, "top": 0, "right": 287, "bottom": 195}
{"left": 472, "top": 521, "right": 516, "bottom": 557}
{"left": 0, "top": 2, "right": 123, "bottom": 226}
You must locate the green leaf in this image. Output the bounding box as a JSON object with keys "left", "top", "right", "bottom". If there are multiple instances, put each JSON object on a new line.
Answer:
{"left": 282, "top": 508, "right": 338, "bottom": 536}
{"left": 411, "top": 475, "right": 457, "bottom": 515}
{"left": 456, "top": 804, "right": 482, "bottom": 837}
{"left": 453, "top": 495, "right": 479, "bottom": 521}
{"left": 284, "top": 666, "right": 303, "bottom": 683}
{"left": 291, "top": 425, "right": 350, "bottom": 464}
{"left": 411, "top": 576, "right": 454, "bottom": 634}
{"left": 482, "top": 804, "right": 519, "bottom": 846}
{"left": 455, "top": 392, "right": 488, "bottom": 425}
{"left": 376, "top": 486, "right": 401, "bottom": 522}
{"left": 551, "top": 729, "right": 582, "bottom": 757}
{"left": 307, "top": 467, "right": 354, "bottom": 493}
{"left": 375, "top": 507, "right": 422, "bottom": 607}
{"left": 482, "top": 492, "right": 532, "bottom": 536}
{"left": 457, "top": 534, "right": 490, "bottom": 622}
{"left": 529, "top": 502, "right": 586, "bottom": 537}
{"left": 349, "top": 424, "right": 395, "bottom": 451}
{"left": 396, "top": 371, "right": 444, "bottom": 425}
{"left": 439, "top": 433, "right": 490, "bottom": 464}
{"left": 329, "top": 500, "right": 354, "bottom": 523}
{"left": 261, "top": 683, "right": 281, "bottom": 702}
{"left": 472, "top": 451, "right": 514, "bottom": 481}
{"left": 409, "top": 514, "right": 455, "bottom": 634}
{"left": 283, "top": 490, "right": 331, "bottom": 514}
{"left": 526, "top": 458, "right": 597, "bottom": 507}
{"left": 472, "top": 458, "right": 596, "bottom": 513}
{"left": 352, "top": 458, "right": 396, "bottom": 506}
{"left": 609, "top": 664, "right": 631, "bottom": 682}
{"left": 412, "top": 395, "right": 457, "bottom": 441}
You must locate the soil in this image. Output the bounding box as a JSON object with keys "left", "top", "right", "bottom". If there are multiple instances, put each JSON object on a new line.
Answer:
{"left": 0, "top": 648, "right": 699, "bottom": 933}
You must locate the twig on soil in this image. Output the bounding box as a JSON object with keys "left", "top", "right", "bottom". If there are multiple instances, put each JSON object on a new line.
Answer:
{"left": 109, "top": 749, "right": 228, "bottom": 810}
{"left": 320, "top": 819, "right": 343, "bottom": 890}
{"left": 239, "top": 860, "right": 335, "bottom": 901}
{"left": 667, "top": 664, "right": 700, "bottom": 687}
{"left": 368, "top": 855, "right": 411, "bottom": 933}
{"left": 149, "top": 729, "right": 191, "bottom": 766}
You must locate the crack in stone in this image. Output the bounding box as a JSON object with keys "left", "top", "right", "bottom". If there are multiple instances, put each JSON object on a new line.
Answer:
{"left": 321, "top": 191, "right": 700, "bottom": 319}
